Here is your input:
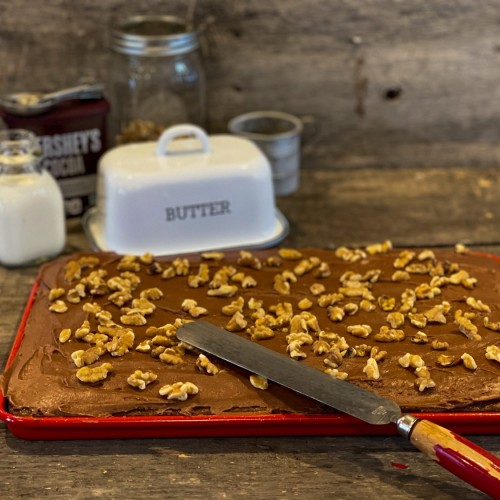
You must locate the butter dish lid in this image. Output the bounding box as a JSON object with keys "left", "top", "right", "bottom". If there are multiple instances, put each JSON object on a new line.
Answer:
{"left": 89, "top": 124, "right": 289, "bottom": 256}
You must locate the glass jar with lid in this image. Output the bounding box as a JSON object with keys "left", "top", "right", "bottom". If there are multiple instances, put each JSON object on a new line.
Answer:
{"left": 0, "top": 129, "right": 65, "bottom": 266}
{"left": 109, "top": 15, "right": 207, "bottom": 145}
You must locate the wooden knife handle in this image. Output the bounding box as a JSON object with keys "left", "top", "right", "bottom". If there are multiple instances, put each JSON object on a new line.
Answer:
{"left": 407, "top": 418, "right": 500, "bottom": 497}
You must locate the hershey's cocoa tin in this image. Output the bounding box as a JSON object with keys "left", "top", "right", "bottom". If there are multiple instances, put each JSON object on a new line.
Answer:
{"left": 0, "top": 98, "right": 110, "bottom": 218}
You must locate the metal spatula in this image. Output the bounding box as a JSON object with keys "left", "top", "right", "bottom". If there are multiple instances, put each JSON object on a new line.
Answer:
{"left": 177, "top": 321, "right": 500, "bottom": 497}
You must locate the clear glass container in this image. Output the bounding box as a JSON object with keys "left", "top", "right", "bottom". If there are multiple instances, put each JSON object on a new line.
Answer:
{"left": 0, "top": 129, "right": 65, "bottom": 266}
{"left": 109, "top": 15, "right": 207, "bottom": 145}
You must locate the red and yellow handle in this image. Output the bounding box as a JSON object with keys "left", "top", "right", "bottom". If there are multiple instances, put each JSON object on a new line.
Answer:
{"left": 408, "top": 419, "right": 500, "bottom": 498}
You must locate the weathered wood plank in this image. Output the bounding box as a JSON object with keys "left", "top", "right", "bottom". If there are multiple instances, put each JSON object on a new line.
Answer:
{"left": 2, "top": 0, "right": 500, "bottom": 169}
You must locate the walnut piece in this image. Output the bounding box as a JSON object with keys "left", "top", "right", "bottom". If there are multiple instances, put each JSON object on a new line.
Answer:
{"left": 249, "top": 374, "right": 269, "bottom": 390}
{"left": 76, "top": 363, "right": 113, "bottom": 383}
{"left": 363, "top": 358, "right": 380, "bottom": 380}
{"left": 159, "top": 382, "right": 199, "bottom": 400}
{"left": 196, "top": 353, "right": 219, "bottom": 375}
{"left": 127, "top": 370, "right": 158, "bottom": 390}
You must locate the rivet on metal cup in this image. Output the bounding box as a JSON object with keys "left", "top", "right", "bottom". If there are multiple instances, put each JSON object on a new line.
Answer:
{"left": 228, "top": 111, "right": 303, "bottom": 196}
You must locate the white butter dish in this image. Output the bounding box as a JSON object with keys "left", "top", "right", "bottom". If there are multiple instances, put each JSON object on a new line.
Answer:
{"left": 86, "top": 124, "right": 289, "bottom": 255}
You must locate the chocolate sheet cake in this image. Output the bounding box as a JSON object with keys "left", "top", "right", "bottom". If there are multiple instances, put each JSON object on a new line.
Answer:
{"left": 1, "top": 243, "right": 499, "bottom": 418}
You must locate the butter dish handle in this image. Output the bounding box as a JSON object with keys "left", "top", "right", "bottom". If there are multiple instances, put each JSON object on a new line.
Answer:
{"left": 156, "top": 124, "right": 211, "bottom": 156}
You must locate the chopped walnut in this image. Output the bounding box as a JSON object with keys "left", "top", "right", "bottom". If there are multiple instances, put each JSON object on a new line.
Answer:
{"left": 393, "top": 250, "right": 415, "bottom": 269}
{"left": 159, "top": 349, "right": 185, "bottom": 365}
{"left": 405, "top": 262, "right": 432, "bottom": 274}
{"left": 127, "top": 370, "right": 158, "bottom": 390}
{"left": 369, "top": 346, "right": 387, "bottom": 362}
{"left": 328, "top": 306, "right": 345, "bottom": 322}
{"left": 461, "top": 353, "right": 478, "bottom": 370}
{"left": 317, "top": 293, "right": 344, "bottom": 307}
{"left": 238, "top": 250, "right": 262, "bottom": 270}
{"left": 64, "top": 260, "right": 82, "bottom": 282}
{"left": 108, "top": 290, "right": 133, "bottom": 307}
{"left": 399, "top": 288, "right": 416, "bottom": 314}
{"left": 188, "top": 263, "right": 210, "bottom": 288}
{"left": 324, "top": 368, "right": 349, "bottom": 380}
{"left": 48, "top": 288, "right": 65, "bottom": 302}
{"left": 120, "top": 310, "right": 147, "bottom": 326}
{"left": 324, "top": 346, "right": 343, "bottom": 368}
{"left": 278, "top": 248, "right": 303, "bottom": 260}
{"left": 346, "top": 324, "right": 372, "bottom": 338}
{"left": 335, "top": 246, "right": 367, "bottom": 262}
{"left": 221, "top": 296, "right": 245, "bottom": 316}
{"left": 454, "top": 310, "right": 481, "bottom": 341}
{"left": 431, "top": 339, "right": 449, "bottom": 350}
{"left": 58, "top": 328, "right": 72, "bottom": 343}
{"left": 411, "top": 331, "right": 429, "bottom": 344}
{"left": 374, "top": 326, "right": 405, "bottom": 342}
{"left": 310, "top": 283, "right": 326, "bottom": 296}
{"left": 363, "top": 358, "right": 380, "bottom": 380}
{"left": 455, "top": 243, "right": 469, "bottom": 254}
{"left": 386, "top": 311, "right": 405, "bottom": 328}
{"left": 378, "top": 295, "right": 396, "bottom": 312}
{"left": 135, "top": 340, "right": 152, "bottom": 353}
{"left": 286, "top": 332, "right": 314, "bottom": 346}
{"left": 117, "top": 255, "right": 141, "bottom": 272}
{"left": 71, "top": 344, "right": 106, "bottom": 367}
{"left": 408, "top": 313, "right": 427, "bottom": 329}
{"left": 83, "top": 302, "right": 102, "bottom": 315}
{"left": 294, "top": 257, "right": 321, "bottom": 277}
{"left": 298, "top": 298, "right": 313, "bottom": 310}
{"left": 207, "top": 284, "right": 238, "bottom": 298}
{"left": 106, "top": 330, "right": 135, "bottom": 356}
{"left": 392, "top": 270, "right": 410, "bottom": 282}
{"left": 248, "top": 325, "right": 275, "bottom": 341}
{"left": 415, "top": 283, "right": 441, "bottom": 300}
{"left": 414, "top": 366, "right": 436, "bottom": 392}
{"left": 436, "top": 354, "right": 456, "bottom": 367}
{"left": 74, "top": 320, "right": 91, "bottom": 339}
{"left": 226, "top": 311, "right": 248, "bottom": 332}
{"left": 423, "top": 305, "right": 447, "bottom": 324}
{"left": 159, "top": 382, "right": 199, "bottom": 400}
{"left": 343, "top": 303, "right": 359, "bottom": 316}
{"left": 249, "top": 374, "right": 269, "bottom": 389}
{"left": 287, "top": 340, "right": 307, "bottom": 359}
{"left": 359, "top": 299, "right": 376, "bottom": 312}
{"left": 483, "top": 317, "right": 500, "bottom": 331}
{"left": 398, "top": 353, "right": 425, "bottom": 369}
{"left": 466, "top": 296, "right": 491, "bottom": 313}
{"left": 312, "top": 340, "right": 331, "bottom": 355}
{"left": 365, "top": 240, "right": 392, "bottom": 255}
{"left": 49, "top": 300, "right": 68, "bottom": 313}
{"left": 131, "top": 298, "right": 156, "bottom": 315}
{"left": 76, "top": 363, "right": 113, "bottom": 383}
{"left": 273, "top": 271, "right": 295, "bottom": 295}
{"left": 196, "top": 353, "right": 220, "bottom": 375}
{"left": 140, "top": 287, "right": 163, "bottom": 300}
{"left": 201, "top": 251, "right": 225, "bottom": 261}
{"left": 485, "top": 345, "right": 500, "bottom": 363}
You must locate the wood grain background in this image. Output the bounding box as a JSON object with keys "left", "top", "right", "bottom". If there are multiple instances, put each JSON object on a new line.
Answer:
{"left": 2, "top": 0, "right": 500, "bottom": 169}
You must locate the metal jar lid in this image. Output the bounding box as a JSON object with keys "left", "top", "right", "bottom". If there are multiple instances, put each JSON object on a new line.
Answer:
{"left": 111, "top": 15, "right": 199, "bottom": 56}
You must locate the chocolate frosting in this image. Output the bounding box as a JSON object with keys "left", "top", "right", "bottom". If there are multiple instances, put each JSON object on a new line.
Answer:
{"left": 1, "top": 247, "right": 499, "bottom": 417}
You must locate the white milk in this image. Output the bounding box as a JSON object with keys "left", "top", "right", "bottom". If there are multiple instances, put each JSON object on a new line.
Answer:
{"left": 0, "top": 170, "right": 65, "bottom": 266}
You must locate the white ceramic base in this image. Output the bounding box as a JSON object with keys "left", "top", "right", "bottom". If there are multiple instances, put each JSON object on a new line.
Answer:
{"left": 82, "top": 207, "right": 290, "bottom": 256}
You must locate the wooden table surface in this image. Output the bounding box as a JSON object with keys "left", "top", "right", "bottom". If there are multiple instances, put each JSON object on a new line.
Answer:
{"left": 0, "top": 166, "right": 499, "bottom": 499}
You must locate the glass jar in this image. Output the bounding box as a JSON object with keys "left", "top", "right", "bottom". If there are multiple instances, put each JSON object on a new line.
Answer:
{"left": 109, "top": 15, "right": 207, "bottom": 145}
{"left": 0, "top": 129, "right": 65, "bottom": 267}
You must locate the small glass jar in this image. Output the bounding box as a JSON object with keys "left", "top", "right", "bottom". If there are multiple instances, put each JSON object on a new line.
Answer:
{"left": 0, "top": 129, "right": 65, "bottom": 267}
{"left": 109, "top": 15, "right": 207, "bottom": 145}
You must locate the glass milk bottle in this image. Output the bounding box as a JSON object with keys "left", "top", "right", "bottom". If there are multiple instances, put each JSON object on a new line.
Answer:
{"left": 0, "top": 129, "right": 65, "bottom": 266}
